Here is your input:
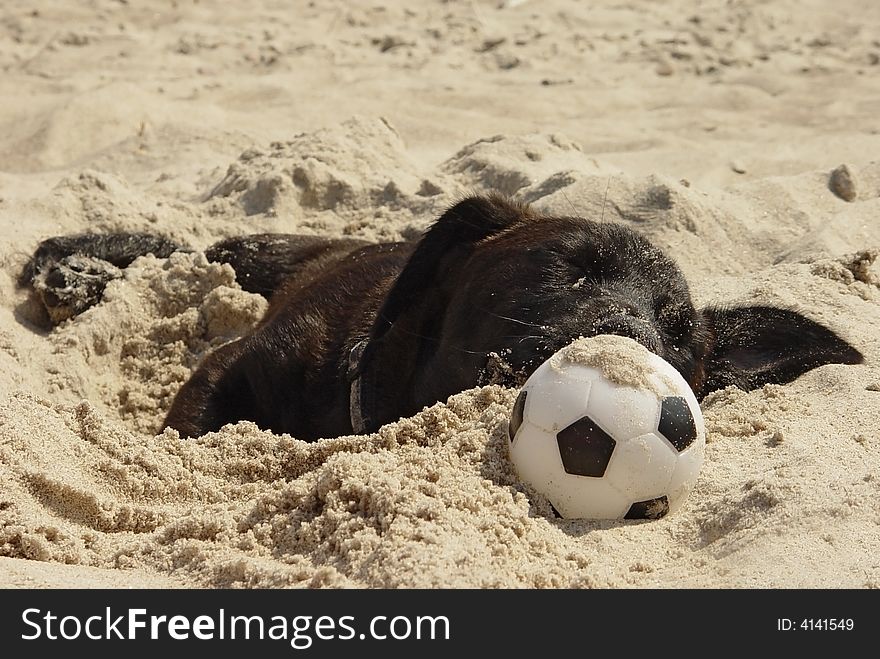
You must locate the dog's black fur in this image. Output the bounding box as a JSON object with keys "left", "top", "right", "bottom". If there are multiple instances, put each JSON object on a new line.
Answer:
{"left": 20, "top": 194, "right": 864, "bottom": 440}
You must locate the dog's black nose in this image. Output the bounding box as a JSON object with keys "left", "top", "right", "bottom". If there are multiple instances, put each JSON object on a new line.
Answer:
{"left": 593, "top": 314, "right": 663, "bottom": 354}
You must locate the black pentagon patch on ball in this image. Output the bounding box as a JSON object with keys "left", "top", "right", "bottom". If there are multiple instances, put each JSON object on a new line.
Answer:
{"left": 625, "top": 496, "right": 670, "bottom": 520}
{"left": 658, "top": 396, "right": 697, "bottom": 452}
{"left": 556, "top": 416, "right": 616, "bottom": 477}
{"left": 508, "top": 390, "right": 527, "bottom": 442}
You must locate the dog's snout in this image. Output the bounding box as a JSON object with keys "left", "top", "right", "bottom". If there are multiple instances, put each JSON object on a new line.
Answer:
{"left": 593, "top": 313, "right": 662, "bottom": 354}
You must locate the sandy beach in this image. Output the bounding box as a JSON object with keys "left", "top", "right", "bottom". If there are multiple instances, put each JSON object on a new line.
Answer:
{"left": 1, "top": 0, "right": 879, "bottom": 588}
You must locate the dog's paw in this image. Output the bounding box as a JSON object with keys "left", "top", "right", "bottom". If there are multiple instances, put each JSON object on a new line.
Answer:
{"left": 30, "top": 254, "right": 123, "bottom": 325}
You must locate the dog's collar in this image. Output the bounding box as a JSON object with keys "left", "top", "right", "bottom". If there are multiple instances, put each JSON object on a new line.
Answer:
{"left": 348, "top": 339, "right": 369, "bottom": 434}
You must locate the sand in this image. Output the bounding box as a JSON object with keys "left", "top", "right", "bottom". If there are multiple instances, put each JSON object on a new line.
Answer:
{"left": 550, "top": 335, "right": 682, "bottom": 395}
{"left": 1, "top": 0, "right": 879, "bottom": 588}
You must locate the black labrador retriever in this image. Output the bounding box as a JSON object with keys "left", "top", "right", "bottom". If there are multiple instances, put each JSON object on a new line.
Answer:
{"left": 20, "top": 194, "right": 863, "bottom": 440}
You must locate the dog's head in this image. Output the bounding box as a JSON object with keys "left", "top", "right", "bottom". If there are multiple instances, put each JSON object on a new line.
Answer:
{"left": 355, "top": 194, "right": 863, "bottom": 432}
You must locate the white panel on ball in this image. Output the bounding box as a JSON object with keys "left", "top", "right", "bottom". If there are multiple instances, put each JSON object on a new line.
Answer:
{"left": 585, "top": 375, "right": 662, "bottom": 441}
{"left": 603, "top": 433, "right": 676, "bottom": 499}
{"left": 509, "top": 421, "right": 567, "bottom": 494}
{"left": 522, "top": 362, "right": 594, "bottom": 433}
{"left": 553, "top": 476, "right": 631, "bottom": 520}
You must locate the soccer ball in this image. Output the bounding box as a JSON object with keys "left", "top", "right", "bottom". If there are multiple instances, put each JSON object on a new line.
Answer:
{"left": 507, "top": 335, "right": 705, "bottom": 520}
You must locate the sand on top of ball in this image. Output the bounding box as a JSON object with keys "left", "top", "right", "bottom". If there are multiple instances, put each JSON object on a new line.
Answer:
{"left": 550, "top": 335, "right": 679, "bottom": 396}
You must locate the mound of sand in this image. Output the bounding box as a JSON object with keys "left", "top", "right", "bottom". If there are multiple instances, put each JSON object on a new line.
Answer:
{"left": 1, "top": 0, "right": 879, "bottom": 589}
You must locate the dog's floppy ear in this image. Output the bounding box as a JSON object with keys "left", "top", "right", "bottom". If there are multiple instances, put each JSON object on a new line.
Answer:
{"left": 371, "top": 194, "right": 529, "bottom": 341}
{"left": 355, "top": 194, "right": 530, "bottom": 432}
{"left": 698, "top": 305, "right": 864, "bottom": 396}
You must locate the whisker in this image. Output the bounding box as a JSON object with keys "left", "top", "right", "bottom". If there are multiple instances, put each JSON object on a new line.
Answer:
{"left": 561, "top": 189, "right": 579, "bottom": 217}
{"left": 600, "top": 176, "right": 612, "bottom": 222}
{"left": 377, "top": 312, "right": 489, "bottom": 355}
{"left": 501, "top": 334, "right": 546, "bottom": 344}
{"left": 488, "top": 311, "right": 545, "bottom": 329}
{"left": 449, "top": 346, "right": 488, "bottom": 355}
{"left": 379, "top": 313, "right": 548, "bottom": 356}
{"left": 471, "top": 304, "right": 547, "bottom": 329}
